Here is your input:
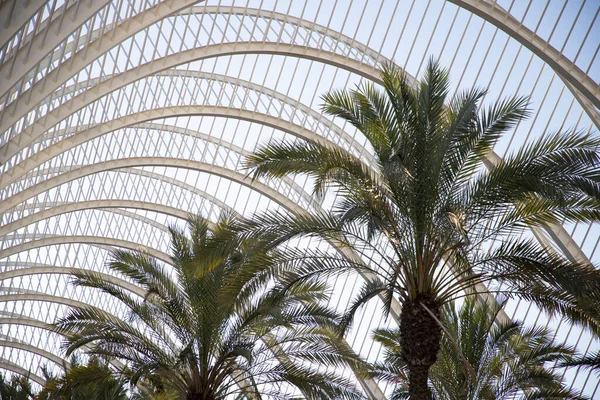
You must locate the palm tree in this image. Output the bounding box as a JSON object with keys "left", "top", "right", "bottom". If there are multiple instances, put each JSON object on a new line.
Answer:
{"left": 53, "top": 214, "right": 366, "bottom": 400}
{"left": 371, "top": 297, "right": 585, "bottom": 399}
{"left": 37, "top": 356, "right": 128, "bottom": 400}
{"left": 245, "top": 59, "right": 600, "bottom": 399}
{"left": 0, "top": 373, "right": 34, "bottom": 400}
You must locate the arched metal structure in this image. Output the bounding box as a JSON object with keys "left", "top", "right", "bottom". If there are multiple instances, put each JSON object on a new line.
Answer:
{"left": 1, "top": 0, "right": 599, "bottom": 397}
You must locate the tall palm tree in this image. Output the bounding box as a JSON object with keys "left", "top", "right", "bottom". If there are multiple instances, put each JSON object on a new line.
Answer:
{"left": 53, "top": 214, "right": 366, "bottom": 400}
{"left": 371, "top": 297, "right": 585, "bottom": 399}
{"left": 0, "top": 373, "right": 34, "bottom": 400}
{"left": 245, "top": 59, "right": 600, "bottom": 399}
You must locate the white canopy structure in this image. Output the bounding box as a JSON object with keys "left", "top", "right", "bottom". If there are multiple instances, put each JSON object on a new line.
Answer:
{"left": 0, "top": 0, "right": 598, "bottom": 397}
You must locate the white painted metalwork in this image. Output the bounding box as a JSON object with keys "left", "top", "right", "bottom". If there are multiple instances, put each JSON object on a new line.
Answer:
{"left": 1, "top": 0, "right": 599, "bottom": 397}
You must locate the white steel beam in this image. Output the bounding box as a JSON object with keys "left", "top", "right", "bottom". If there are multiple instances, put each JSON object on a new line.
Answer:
{"left": 0, "top": 312, "right": 125, "bottom": 373}
{"left": 0, "top": 359, "right": 45, "bottom": 386}
{"left": 448, "top": 0, "right": 600, "bottom": 110}
{"left": 14, "top": 5, "right": 389, "bottom": 106}
{"left": 0, "top": 43, "right": 381, "bottom": 164}
{"left": 0, "top": 0, "right": 48, "bottom": 50}
{"left": 0, "top": 104, "right": 344, "bottom": 190}
{"left": 0, "top": 157, "right": 303, "bottom": 215}
{"left": 0, "top": 0, "right": 206, "bottom": 138}
{"left": 0, "top": 235, "right": 171, "bottom": 265}
{"left": 12, "top": 164, "right": 231, "bottom": 213}
{"left": 0, "top": 339, "right": 68, "bottom": 370}
{"left": 0, "top": 200, "right": 189, "bottom": 237}
{"left": 0, "top": 265, "right": 146, "bottom": 297}
{"left": 0, "top": 0, "right": 111, "bottom": 98}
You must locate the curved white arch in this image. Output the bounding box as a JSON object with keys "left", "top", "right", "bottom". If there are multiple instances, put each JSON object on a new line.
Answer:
{"left": 1, "top": 115, "right": 320, "bottom": 210}
{"left": 11, "top": 6, "right": 388, "bottom": 100}
{"left": 0, "top": 312, "right": 123, "bottom": 371}
{"left": 1, "top": 105, "right": 342, "bottom": 190}
{"left": 14, "top": 164, "right": 231, "bottom": 213}
{"left": 0, "top": 0, "right": 200, "bottom": 133}
{"left": 43, "top": 70, "right": 356, "bottom": 155}
{"left": 0, "top": 338, "right": 68, "bottom": 370}
{"left": 0, "top": 359, "right": 46, "bottom": 386}
{"left": 3, "top": 200, "right": 173, "bottom": 237}
{"left": 0, "top": 104, "right": 339, "bottom": 190}
{"left": 0, "top": 0, "right": 48, "bottom": 52}
{"left": 0, "top": 265, "right": 146, "bottom": 297}
{"left": 0, "top": 158, "right": 300, "bottom": 216}
{"left": 0, "top": 42, "right": 382, "bottom": 163}
{"left": 0, "top": 0, "right": 110, "bottom": 98}
{"left": 0, "top": 4, "right": 387, "bottom": 144}
{"left": 448, "top": 0, "right": 600, "bottom": 111}
{"left": 0, "top": 200, "right": 189, "bottom": 237}
{"left": 0, "top": 236, "right": 171, "bottom": 265}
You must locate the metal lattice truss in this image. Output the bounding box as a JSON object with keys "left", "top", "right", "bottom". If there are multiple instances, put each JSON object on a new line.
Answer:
{"left": 0, "top": 0, "right": 599, "bottom": 397}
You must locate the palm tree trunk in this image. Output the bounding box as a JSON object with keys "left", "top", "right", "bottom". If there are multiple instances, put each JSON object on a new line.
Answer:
{"left": 407, "top": 364, "right": 432, "bottom": 399}
{"left": 400, "top": 296, "right": 442, "bottom": 400}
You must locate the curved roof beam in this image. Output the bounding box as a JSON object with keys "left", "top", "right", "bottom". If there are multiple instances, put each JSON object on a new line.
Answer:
{"left": 0, "top": 200, "right": 189, "bottom": 237}
{"left": 3, "top": 199, "right": 173, "bottom": 236}
{"left": 0, "top": 104, "right": 340, "bottom": 195}
{"left": 0, "top": 291, "right": 109, "bottom": 309}
{"left": 1, "top": 158, "right": 302, "bottom": 217}
{"left": 0, "top": 0, "right": 200, "bottom": 131}
{"left": 0, "top": 359, "right": 46, "bottom": 386}
{"left": 0, "top": 235, "right": 171, "bottom": 265}
{"left": 0, "top": 0, "right": 48, "bottom": 51}
{"left": 2, "top": 75, "right": 351, "bottom": 210}
{"left": 0, "top": 0, "right": 110, "bottom": 98}
{"left": 13, "top": 6, "right": 390, "bottom": 98}
{"left": 448, "top": 0, "right": 600, "bottom": 111}
{"left": 9, "top": 164, "right": 231, "bottom": 213}
{"left": 40, "top": 70, "right": 356, "bottom": 159}
{"left": 0, "top": 43, "right": 381, "bottom": 164}
{"left": 0, "top": 338, "right": 68, "bottom": 370}
{"left": 0, "top": 265, "right": 146, "bottom": 297}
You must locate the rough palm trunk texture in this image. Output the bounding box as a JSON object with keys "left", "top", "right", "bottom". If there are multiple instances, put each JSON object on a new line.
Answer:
{"left": 400, "top": 297, "right": 442, "bottom": 400}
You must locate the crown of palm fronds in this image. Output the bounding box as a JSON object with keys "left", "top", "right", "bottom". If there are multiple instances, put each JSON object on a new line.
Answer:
{"left": 245, "top": 58, "right": 600, "bottom": 333}
{"left": 53, "top": 213, "right": 367, "bottom": 399}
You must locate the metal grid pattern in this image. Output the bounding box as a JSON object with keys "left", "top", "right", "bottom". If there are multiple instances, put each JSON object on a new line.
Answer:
{"left": 0, "top": 0, "right": 598, "bottom": 397}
